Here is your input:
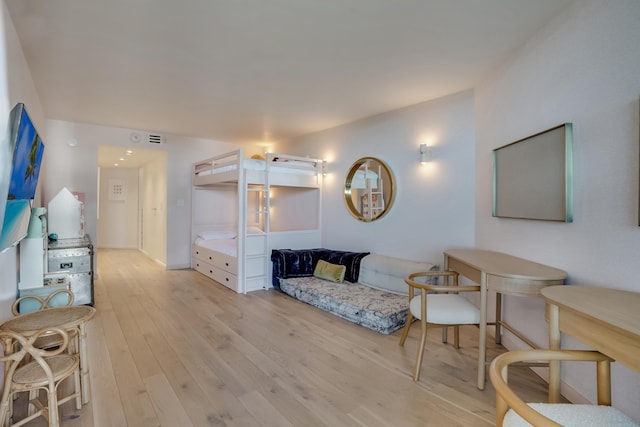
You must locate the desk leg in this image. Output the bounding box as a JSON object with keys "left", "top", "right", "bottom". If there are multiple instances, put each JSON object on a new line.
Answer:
{"left": 495, "top": 293, "right": 502, "bottom": 344}
{"left": 548, "top": 303, "right": 561, "bottom": 403}
{"left": 78, "top": 322, "right": 91, "bottom": 405}
{"left": 442, "top": 255, "right": 449, "bottom": 344}
{"left": 477, "top": 272, "right": 488, "bottom": 390}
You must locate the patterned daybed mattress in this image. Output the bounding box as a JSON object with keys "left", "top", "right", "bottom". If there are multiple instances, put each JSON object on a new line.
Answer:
{"left": 278, "top": 276, "right": 409, "bottom": 334}
{"left": 271, "top": 249, "right": 438, "bottom": 335}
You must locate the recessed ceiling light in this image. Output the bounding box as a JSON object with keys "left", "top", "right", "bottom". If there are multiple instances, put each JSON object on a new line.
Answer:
{"left": 119, "top": 158, "right": 125, "bottom": 161}
{"left": 126, "top": 150, "right": 133, "bottom": 155}
{"left": 114, "top": 163, "right": 119, "bottom": 167}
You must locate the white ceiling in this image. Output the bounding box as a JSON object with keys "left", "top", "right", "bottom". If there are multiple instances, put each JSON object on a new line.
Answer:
{"left": 6, "top": 0, "right": 572, "bottom": 145}
{"left": 97, "top": 144, "right": 165, "bottom": 168}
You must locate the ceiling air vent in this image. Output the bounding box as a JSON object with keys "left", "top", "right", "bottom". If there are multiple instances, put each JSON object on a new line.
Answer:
{"left": 148, "top": 134, "right": 165, "bottom": 144}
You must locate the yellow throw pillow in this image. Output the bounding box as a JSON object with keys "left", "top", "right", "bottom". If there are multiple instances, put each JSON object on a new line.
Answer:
{"left": 313, "top": 260, "right": 346, "bottom": 283}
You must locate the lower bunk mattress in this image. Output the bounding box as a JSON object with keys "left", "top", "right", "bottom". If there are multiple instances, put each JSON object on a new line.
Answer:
{"left": 278, "top": 276, "right": 409, "bottom": 334}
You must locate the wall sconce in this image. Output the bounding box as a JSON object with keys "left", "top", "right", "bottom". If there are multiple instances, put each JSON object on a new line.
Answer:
{"left": 322, "top": 159, "right": 328, "bottom": 176}
{"left": 419, "top": 143, "right": 432, "bottom": 164}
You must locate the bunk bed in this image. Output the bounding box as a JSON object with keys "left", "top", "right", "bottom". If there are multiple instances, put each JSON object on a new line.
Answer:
{"left": 191, "top": 149, "right": 323, "bottom": 293}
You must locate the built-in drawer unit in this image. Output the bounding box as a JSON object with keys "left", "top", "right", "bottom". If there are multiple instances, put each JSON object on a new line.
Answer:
{"left": 197, "top": 263, "right": 238, "bottom": 291}
{"left": 192, "top": 245, "right": 239, "bottom": 292}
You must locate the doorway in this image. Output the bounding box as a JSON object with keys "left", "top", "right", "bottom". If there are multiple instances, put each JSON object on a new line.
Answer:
{"left": 97, "top": 145, "right": 167, "bottom": 265}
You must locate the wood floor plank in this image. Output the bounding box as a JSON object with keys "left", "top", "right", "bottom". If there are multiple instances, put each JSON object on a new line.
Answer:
{"left": 137, "top": 292, "right": 266, "bottom": 427}
{"left": 144, "top": 373, "right": 195, "bottom": 427}
{"left": 85, "top": 307, "right": 128, "bottom": 427}
{"left": 9, "top": 248, "right": 556, "bottom": 426}
{"left": 238, "top": 390, "right": 296, "bottom": 427}
{"left": 98, "top": 297, "right": 161, "bottom": 426}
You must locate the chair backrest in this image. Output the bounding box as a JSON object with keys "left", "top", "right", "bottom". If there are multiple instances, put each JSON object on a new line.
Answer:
{"left": 404, "top": 271, "right": 480, "bottom": 295}
{"left": 12, "top": 288, "right": 74, "bottom": 315}
{"left": 489, "top": 349, "right": 613, "bottom": 427}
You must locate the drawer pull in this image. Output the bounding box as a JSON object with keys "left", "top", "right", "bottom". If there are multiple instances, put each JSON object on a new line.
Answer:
{"left": 225, "top": 277, "right": 229, "bottom": 282}
{"left": 209, "top": 256, "right": 212, "bottom": 260}
{"left": 225, "top": 262, "right": 229, "bottom": 267}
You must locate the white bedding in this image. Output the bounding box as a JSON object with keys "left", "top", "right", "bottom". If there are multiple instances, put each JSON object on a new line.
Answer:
{"left": 195, "top": 158, "right": 317, "bottom": 176}
{"left": 194, "top": 238, "right": 237, "bottom": 257}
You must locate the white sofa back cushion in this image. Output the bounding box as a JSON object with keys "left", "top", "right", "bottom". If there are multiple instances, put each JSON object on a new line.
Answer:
{"left": 358, "top": 254, "right": 438, "bottom": 295}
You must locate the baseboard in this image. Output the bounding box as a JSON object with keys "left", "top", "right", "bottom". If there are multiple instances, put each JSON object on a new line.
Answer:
{"left": 166, "top": 263, "right": 189, "bottom": 270}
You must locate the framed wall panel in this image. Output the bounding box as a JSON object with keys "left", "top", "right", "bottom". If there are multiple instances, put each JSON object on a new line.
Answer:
{"left": 492, "top": 124, "right": 573, "bottom": 222}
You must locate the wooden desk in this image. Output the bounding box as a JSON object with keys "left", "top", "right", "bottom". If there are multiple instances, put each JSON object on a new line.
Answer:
{"left": 542, "top": 285, "right": 640, "bottom": 402}
{"left": 0, "top": 305, "right": 96, "bottom": 404}
{"left": 443, "top": 249, "right": 567, "bottom": 389}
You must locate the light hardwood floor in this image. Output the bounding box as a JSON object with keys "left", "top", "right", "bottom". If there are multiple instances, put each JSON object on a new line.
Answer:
{"left": 15, "top": 249, "right": 551, "bottom": 426}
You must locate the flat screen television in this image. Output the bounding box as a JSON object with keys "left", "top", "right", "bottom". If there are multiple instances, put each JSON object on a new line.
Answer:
{"left": 0, "top": 103, "right": 45, "bottom": 252}
{"left": 492, "top": 123, "right": 573, "bottom": 222}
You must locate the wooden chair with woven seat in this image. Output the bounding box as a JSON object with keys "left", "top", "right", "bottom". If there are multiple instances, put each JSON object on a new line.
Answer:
{"left": 0, "top": 327, "right": 81, "bottom": 427}
{"left": 489, "top": 349, "right": 639, "bottom": 427}
{"left": 399, "top": 270, "right": 481, "bottom": 382}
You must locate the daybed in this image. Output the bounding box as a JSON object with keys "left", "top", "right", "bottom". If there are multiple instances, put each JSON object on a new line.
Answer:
{"left": 271, "top": 249, "right": 438, "bottom": 334}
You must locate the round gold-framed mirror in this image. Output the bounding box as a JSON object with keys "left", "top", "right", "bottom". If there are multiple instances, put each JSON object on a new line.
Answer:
{"left": 344, "top": 157, "right": 395, "bottom": 222}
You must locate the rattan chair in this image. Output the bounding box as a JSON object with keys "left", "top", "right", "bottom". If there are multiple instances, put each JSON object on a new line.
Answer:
{"left": 489, "top": 349, "right": 638, "bottom": 427}
{"left": 0, "top": 327, "right": 81, "bottom": 427}
{"left": 11, "top": 289, "right": 80, "bottom": 415}
{"left": 399, "top": 270, "right": 481, "bottom": 381}
{"left": 11, "top": 289, "right": 77, "bottom": 350}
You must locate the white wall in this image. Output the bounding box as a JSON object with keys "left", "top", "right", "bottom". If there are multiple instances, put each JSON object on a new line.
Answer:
{"left": 281, "top": 90, "right": 476, "bottom": 264}
{"left": 0, "top": 2, "right": 45, "bottom": 322}
{"left": 43, "top": 119, "right": 237, "bottom": 270}
{"left": 475, "top": 0, "right": 640, "bottom": 419}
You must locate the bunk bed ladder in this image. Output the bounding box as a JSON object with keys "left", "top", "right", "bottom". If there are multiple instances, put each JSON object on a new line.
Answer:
{"left": 263, "top": 157, "right": 271, "bottom": 291}
{"left": 243, "top": 169, "right": 270, "bottom": 293}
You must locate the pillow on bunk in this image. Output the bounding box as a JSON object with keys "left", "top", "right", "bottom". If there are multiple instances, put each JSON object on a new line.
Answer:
{"left": 251, "top": 154, "right": 265, "bottom": 160}
{"left": 313, "top": 260, "right": 346, "bottom": 283}
{"left": 271, "top": 157, "right": 316, "bottom": 167}
{"left": 197, "top": 230, "right": 236, "bottom": 240}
